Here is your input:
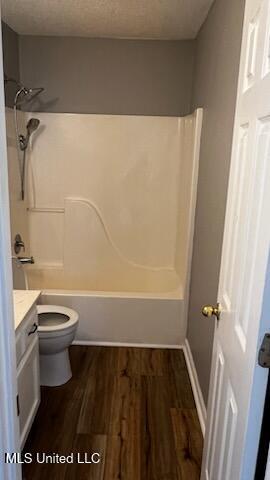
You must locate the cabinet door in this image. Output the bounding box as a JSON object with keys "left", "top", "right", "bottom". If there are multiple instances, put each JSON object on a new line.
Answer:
{"left": 17, "top": 336, "right": 40, "bottom": 448}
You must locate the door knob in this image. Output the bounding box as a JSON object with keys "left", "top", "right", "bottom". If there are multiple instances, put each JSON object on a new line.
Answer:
{"left": 202, "top": 303, "right": 221, "bottom": 321}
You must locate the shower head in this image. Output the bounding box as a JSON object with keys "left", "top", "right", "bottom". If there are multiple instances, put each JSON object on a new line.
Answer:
{"left": 19, "top": 117, "right": 40, "bottom": 151}
{"left": 20, "top": 87, "right": 45, "bottom": 105}
{"left": 27, "top": 118, "right": 40, "bottom": 135}
{"left": 11, "top": 81, "right": 44, "bottom": 108}
{"left": 5, "top": 73, "right": 44, "bottom": 108}
{"left": 14, "top": 87, "right": 44, "bottom": 107}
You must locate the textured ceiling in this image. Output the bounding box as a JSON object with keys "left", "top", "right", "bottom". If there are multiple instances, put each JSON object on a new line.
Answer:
{"left": 2, "top": 0, "right": 215, "bottom": 40}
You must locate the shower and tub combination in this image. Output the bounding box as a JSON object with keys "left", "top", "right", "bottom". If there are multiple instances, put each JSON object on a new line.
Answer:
{"left": 7, "top": 99, "right": 202, "bottom": 348}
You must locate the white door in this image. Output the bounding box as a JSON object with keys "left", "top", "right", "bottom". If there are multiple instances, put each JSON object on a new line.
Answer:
{"left": 201, "top": 0, "right": 270, "bottom": 479}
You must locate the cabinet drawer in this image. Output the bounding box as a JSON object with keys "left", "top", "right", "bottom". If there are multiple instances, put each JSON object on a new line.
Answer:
{"left": 16, "top": 306, "right": 39, "bottom": 366}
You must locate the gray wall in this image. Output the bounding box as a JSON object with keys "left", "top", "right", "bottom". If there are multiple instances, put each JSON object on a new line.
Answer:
{"left": 188, "top": 0, "right": 245, "bottom": 404}
{"left": 2, "top": 22, "right": 20, "bottom": 108}
{"left": 19, "top": 36, "right": 195, "bottom": 116}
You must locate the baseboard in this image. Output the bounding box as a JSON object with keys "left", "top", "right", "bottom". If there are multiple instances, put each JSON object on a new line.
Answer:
{"left": 72, "top": 340, "right": 182, "bottom": 349}
{"left": 183, "top": 338, "right": 207, "bottom": 436}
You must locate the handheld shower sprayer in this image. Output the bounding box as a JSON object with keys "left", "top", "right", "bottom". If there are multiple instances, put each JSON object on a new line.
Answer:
{"left": 19, "top": 118, "right": 40, "bottom": 151}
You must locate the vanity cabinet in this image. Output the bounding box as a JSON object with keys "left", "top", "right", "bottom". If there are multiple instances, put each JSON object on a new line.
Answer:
{"left": 15, "top": 304, "right": 40, "bottom": 448}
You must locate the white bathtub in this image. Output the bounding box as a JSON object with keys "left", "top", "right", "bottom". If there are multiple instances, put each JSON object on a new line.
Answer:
{"left": 39, "top": 285, "right": 185, "bottom": 348}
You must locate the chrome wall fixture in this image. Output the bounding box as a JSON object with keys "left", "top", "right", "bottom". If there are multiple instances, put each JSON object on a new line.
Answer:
{"left": 4, "top": 74, "right": 44, "bottom": 200}
{"left": 4, "top": 74, "right": 44, "bottom": 106}
{"left": 14, "top": 233, "right": 25, "bottom": 254}
{"left": 13, "top": 234, "right": 35, "bottom": 264}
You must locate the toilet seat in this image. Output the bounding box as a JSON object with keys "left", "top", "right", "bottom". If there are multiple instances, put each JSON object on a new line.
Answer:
{"left": 37, "top": 305, "right": 79, "bottom": 335}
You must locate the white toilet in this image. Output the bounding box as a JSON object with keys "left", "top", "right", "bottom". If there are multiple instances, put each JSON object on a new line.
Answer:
{"left": 12, "top": 257, "right": 79, "bottom": 386}
{"left": 37, "top": 305, "right": 79, "bottom": 386}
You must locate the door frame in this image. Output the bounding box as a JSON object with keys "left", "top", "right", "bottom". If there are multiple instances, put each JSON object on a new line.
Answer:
{"left": 242, "top": 253, "right": 270, "bottom": 479}
{"left": 0, "top": 16, "right": 21, "bottom": 480}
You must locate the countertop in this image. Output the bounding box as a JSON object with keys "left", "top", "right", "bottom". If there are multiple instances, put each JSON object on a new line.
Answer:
{"left": 13, "top": 290, "right": 41, "bottom": 330}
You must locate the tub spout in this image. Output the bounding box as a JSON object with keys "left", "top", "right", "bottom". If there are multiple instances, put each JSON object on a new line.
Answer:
{"left": 17, "top": 256, "right": 35, "bottom": 264}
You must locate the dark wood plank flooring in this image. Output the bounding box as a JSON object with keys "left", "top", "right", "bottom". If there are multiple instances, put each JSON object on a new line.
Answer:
{"left": 23, "top": 346, "right": 203, "bottom": 479}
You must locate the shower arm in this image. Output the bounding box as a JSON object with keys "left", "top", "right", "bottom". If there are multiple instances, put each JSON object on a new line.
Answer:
{"left": 4, "top": 74, "right": 26, "bottom": 92}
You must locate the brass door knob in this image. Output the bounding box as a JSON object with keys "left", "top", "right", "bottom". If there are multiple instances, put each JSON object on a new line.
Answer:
{"left": 202, "top": 303, "right": 221, "bottom": 321}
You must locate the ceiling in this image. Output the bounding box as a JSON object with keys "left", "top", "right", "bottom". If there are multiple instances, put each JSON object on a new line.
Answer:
{"left": 2, "top": 0, "right": 215, "bottom": 40}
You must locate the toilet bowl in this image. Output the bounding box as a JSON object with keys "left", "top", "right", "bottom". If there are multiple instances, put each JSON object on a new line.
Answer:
{"left": 37, "top": 305, "right": 79, "bottom": 386}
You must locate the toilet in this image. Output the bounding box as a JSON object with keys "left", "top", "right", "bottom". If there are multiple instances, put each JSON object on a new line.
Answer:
{"left": 12, "top": 257, "right": 79, "bottom": 386}
{"left": 37, "top": 305, "right": 79, "bottom": 386}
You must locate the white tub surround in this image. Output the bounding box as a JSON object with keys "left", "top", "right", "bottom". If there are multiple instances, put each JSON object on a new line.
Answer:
{"left": 13, "top": 289, "right": 41, "bottom": 330}
{"left": 26, "top": 110, "right": 202, "bottom": 291}
{"left": 8, "top": 109, "right": 202, "bottom": 346}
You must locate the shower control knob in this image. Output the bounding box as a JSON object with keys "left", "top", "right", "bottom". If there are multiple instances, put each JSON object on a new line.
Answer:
{"left": 14, "top": 234, "right": 25, "bottom": 254}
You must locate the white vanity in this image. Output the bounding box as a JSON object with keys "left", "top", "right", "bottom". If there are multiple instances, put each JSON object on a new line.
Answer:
{"left": 14, "top": 290, "right": 41, "bottom": 448}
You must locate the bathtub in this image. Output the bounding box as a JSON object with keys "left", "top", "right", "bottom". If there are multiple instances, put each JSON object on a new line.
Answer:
{"left": 27, "top": 252, "right": 187, "bottom": 346}
{"left": 30, "top": 273, "right": 185, "bottom": 347}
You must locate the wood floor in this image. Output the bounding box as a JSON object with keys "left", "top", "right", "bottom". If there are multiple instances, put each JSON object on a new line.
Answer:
{"left": 23, "top": 346, "right": 203, "bottom": 480}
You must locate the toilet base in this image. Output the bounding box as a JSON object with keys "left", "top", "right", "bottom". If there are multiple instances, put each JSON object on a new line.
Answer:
{"left": 40, "top": 349, "right": 72, "bottom": 386}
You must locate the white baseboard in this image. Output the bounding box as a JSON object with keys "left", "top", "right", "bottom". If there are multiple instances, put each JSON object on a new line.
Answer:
{"left": 72, "top": 340, "right": 182, "bottom": 349}
{"left": 183, "top": 338, "right": 207, "bottom": 436}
